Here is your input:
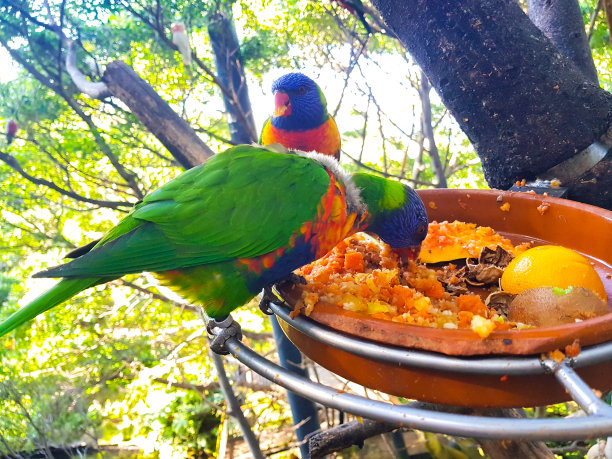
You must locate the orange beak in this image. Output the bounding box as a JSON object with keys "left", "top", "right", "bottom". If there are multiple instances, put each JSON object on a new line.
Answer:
{"left": 393, "top": 246, "right": 421, "bottom": 264}
{"left": 274, "top": 91, "right": 291, "bottom": 117}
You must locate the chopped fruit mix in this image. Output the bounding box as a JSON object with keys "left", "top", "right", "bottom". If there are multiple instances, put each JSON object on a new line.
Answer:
{"left": 293, "top": 233, "right": 527, "bottom": 338}
{"left": 290, "top": 222, "right": 610, "bottom": 339}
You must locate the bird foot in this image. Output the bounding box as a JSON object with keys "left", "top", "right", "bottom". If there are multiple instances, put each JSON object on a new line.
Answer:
{"left": 258, "top": 287, "right": 278, "bottom": 316}
{"left": 207, "top": 315, "right": 242, "bottom": 355}
{"left": 259, "top": 273, "right": 306, "bottom": 315}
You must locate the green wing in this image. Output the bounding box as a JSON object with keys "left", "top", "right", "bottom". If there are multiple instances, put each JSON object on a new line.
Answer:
{"left": 38, "top": 146, "right": 331, "bottom": 279}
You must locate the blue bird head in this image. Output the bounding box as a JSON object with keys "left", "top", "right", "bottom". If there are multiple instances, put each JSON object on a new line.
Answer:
{"left": 351, "top": 172, "right": 429, "bottom": 263}
{"left": 270, "top": 73, "right": 329, "bottom": 130}
{"left": 375, "top": 186, "right": 429, "bottom": 262}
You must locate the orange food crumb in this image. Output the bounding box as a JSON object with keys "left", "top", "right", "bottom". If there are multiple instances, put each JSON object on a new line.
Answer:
{"left": 500, "top": 202, "right": 511, "bottom": 212}
{"left": 551, "top": 179, "right": 561, "bottom": 188}
{"left": 344, "top": 251, "right": 364, "bottom": 272}
{"left": 547, "top": 349, "right": 565, "bottom": 363}
{"left": 565, "top": 339, "right": 581, "bottom": 358}
{"left": 457, "top": 294, "right": 489, "bottom": 316}
{"left": 428, "top": 201, "right": 438, "bottom": 209}
{"left": 537, "top": 203, "right": 550, "bottom": 215}
{"left": 500, "top": 375, "right": 508, "bottom": 382}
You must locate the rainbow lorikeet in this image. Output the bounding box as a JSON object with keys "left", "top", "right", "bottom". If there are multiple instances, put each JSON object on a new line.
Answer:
{"left": 260, "top": 73, "right": 341, "bottom": 160}
{"left": 333, "top": 0, "right": 372, "bottom": 33}
{"left": 0, "top": 145, "right": 428, "bottom": 337}
{"left": 6, "top": 120, "right": 17, "bottom": 145}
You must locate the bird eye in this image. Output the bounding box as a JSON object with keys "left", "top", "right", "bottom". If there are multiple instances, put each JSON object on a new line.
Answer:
{"left": 297, "top": 85, "right": 307, "bottom": 95}
{"left": 416, "top": 223, "right": 427, "bottom": 236}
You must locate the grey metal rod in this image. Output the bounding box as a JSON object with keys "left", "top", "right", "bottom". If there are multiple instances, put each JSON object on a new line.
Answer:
{"left": 546, "top": 359, "right": 612, "bottom": 416}
{"left": 271, "top": 302, "right": 612, "bottom": 375}
{"left": 209, "top": 348, "right": 265, "bottom": 459}
{"left": 225, "top": 337, "right": 612, "bottom": 441}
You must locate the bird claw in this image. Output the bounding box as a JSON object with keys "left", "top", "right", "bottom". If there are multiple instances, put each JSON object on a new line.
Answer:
{"left": 207, "top": 316, "right": 242, "bottom": 355}
{"left": 284, "top": 272, "right": 307, "bottom": 286}
{"left": 259, "top": 273, "right": 307, "bottom": 315}
{"left": 258, "top": 287, "right": 277, "bottom": 315}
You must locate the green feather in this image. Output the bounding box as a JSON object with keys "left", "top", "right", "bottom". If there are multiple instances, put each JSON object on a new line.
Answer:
{"left": 351, "top": 172, "right": 405, "bottom": 216}
{"left": 36, "top": 147, "right": 331, "bottom": 278}
{"left": 0, "top": 278, "right": 102, "bottom": 336}
{"left": 0, "top": 145, "right": 334, "bottom": 333}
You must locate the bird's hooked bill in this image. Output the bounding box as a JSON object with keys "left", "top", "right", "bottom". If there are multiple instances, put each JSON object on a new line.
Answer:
{"left": 274, "top": 91, "right": 291, "bottom": 117}
{"left": 393, "top": 246, "right": 421, "bottom": 264}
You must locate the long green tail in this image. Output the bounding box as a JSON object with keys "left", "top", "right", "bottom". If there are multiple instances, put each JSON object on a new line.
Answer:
{"left": 0, "top": 278, "right": 99, "bottom": 337}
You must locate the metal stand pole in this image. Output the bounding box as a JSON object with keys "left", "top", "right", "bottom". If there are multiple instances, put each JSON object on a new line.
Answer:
{"left": 271, "top": 315, "right": 322, "bottom": 458}
{"left": 208, "top": 346, "right": 265, "bottom": 459}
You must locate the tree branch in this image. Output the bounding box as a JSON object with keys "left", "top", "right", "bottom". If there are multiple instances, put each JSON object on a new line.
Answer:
{"left": 587, "top": 0, "right": 603, "bottom": 41}
{"left": 603, "top": 0, "right": 612, "bottom": 39}
{"left": 102, "top": 61, "right": 215, "bottom": 168}
{"left": 65, "top": 40, "right": 111, "bottom": 99}
{"left": 62, "top": 95, "right": 145, "bottom": 198}
{"left": 306, "top": 419, "right": 400, "bottom": 458}
{"left": 343, "top": 151, "right": 435, "bottom": 187}
{"left": 0, "top": 384, "right": 54, "bottom": 459}
{"left": 118, "top": 0, "right": 257, "bottom": 143}
{"left": 0, "top": 151, "right": 133, "bottom": 209}
{"left": 418, "top": 70, "right": 447, "bottom": 187}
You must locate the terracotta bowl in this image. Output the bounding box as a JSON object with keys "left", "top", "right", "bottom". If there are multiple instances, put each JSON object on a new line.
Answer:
{"left": 277, "top": 189, "right": 612, "bottom": 408}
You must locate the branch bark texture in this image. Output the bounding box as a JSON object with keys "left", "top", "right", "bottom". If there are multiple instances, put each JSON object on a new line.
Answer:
{"left": 0, "top": 151, "right": 133, "bottom": 209}
{"left": 307, "top": 419, "right": 399, "bottom": 458}
{"left": 527, "top": 0, "right": 599, "bottom": 84}
{"left": 419, "top": 71, "right": 447, "bottom": 187}
{"left": 371, "top": 0, "right": 612, "bottom": 208}
{"left": 102, "top": 61, "right": 214, "bottom": 169}
{"left": 207, "top": 11, "right": 258, "bottom": 144}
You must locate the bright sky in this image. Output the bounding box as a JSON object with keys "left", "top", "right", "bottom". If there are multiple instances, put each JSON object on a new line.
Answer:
{"left": 0, "top": 47, "right": 19, "bottom": 83}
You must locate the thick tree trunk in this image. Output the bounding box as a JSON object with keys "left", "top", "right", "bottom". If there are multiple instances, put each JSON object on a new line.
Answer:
{"left": 102, "top": 61, "right": 214, "bottom": 169}
{"left": 208, "top": 11, "right": 258, "bottom": 144}
{"left": 371, "top": 0, "right": 612, "bottom": 209}
{"left": 527, "top": 0, "right": 599, "bottom": 84}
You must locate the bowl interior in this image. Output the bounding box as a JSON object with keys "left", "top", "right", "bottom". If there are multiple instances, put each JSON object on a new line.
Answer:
{"left": 280, "top": 189, "right": 612, "bottom": 356}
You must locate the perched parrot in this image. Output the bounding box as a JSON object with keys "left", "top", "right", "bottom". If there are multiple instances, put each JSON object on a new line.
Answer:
{"left": 260, "top": 73, "right": 341, "bottom": 160}
{"left": 172, "top": 23, "right": 192, "bottom": 67}
{"left": 6, "top": 120, "right": 17, "bottom": 145}
{"left": 0, "top": 145, "right": 428, "bottom": 337}
{"left": 333, "top": 0, "right": 372, "bottom": 33}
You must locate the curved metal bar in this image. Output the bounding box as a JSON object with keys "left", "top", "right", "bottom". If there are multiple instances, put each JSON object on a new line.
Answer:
{"left": 225, "top": 337, "right": 612, "bottom": 441}
{"left": 270, "top": 302, "right": 612, "bottom": 375}
{"left": 545, "top": 360, "right": 612, "bottom": 416}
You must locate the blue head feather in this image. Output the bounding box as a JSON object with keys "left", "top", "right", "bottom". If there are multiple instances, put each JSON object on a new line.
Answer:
{"left": 352, "top": 172, "right": 429, "bottom": 250}
{"left": 270, "top": 73, "right": 329, "bottom": 131}
{"left": 376, "top": 186, "right": 429, "bottom": 249}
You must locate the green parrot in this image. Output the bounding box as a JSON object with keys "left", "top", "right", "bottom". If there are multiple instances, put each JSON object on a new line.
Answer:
{"left": 0, "top": 145, "right": 428, "bottom": 338}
